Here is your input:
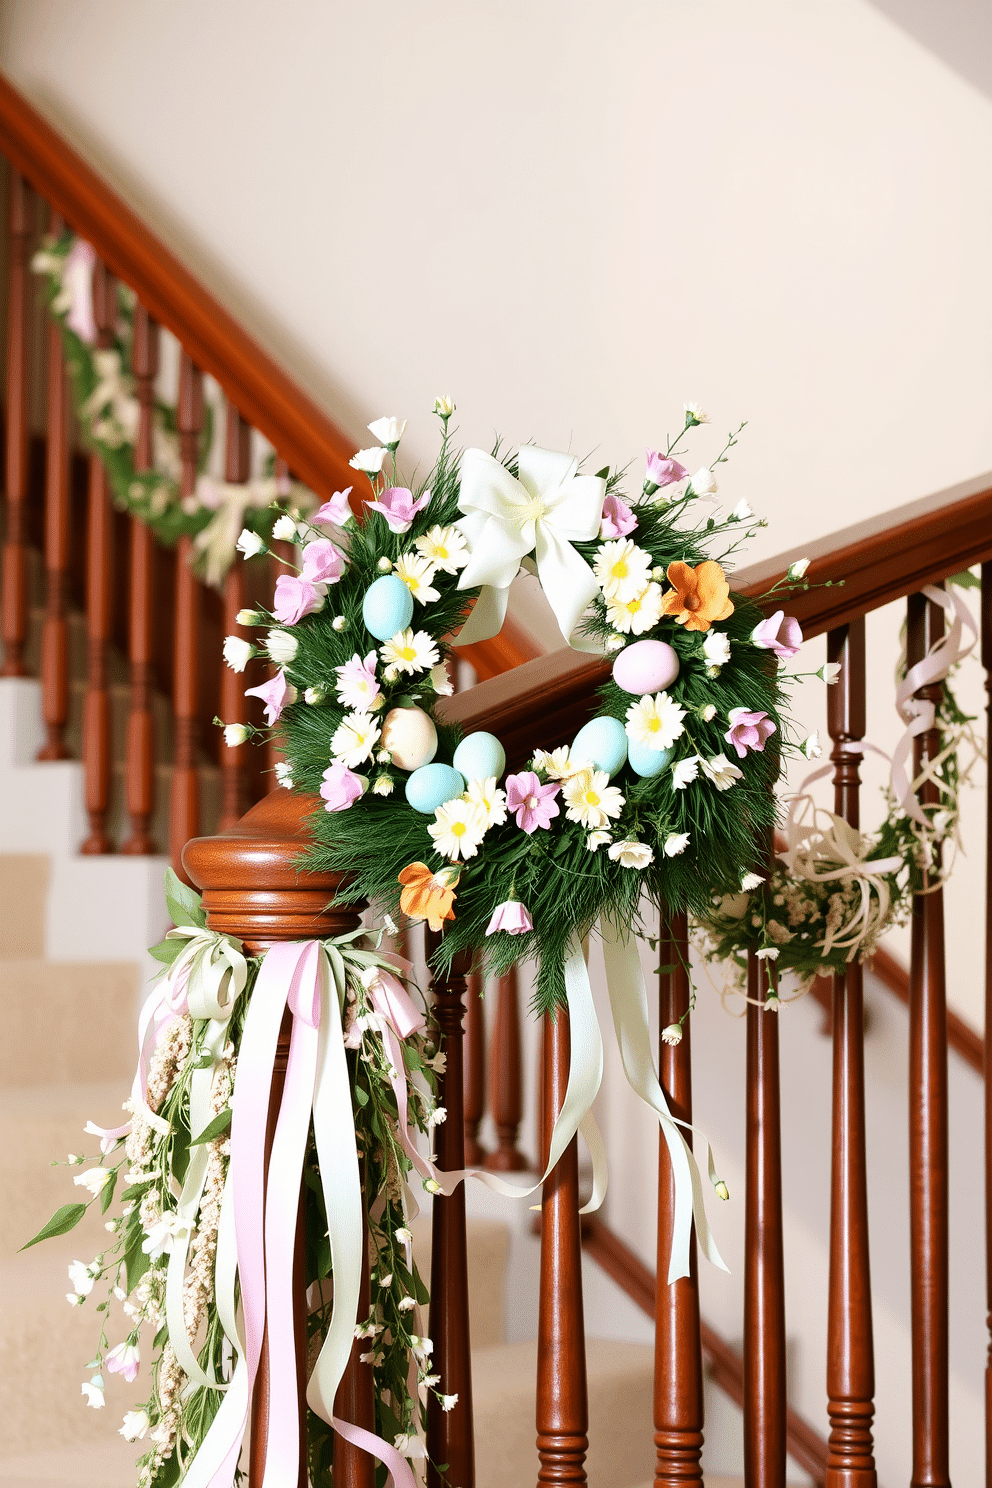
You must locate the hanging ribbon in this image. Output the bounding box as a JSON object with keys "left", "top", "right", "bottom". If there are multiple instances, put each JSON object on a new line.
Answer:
{"left": 52, "top": 238, "right": 98, "bottom": 344}
{"left": 455, "top": 445, "right": 606, "bottom": 649}
{"left": 78, "top": 348, "right": 141, "bottom": 447}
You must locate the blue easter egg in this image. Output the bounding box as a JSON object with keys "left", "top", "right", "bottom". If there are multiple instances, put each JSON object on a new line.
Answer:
{"left": 571, "top": 716, "right": 628, "bottom": 777}
{"left": 627, "top": 740, "right": 673, "bottom": 778}
{"left": 452, "top": 731, "right": 506, "bottom": 782}
{"left": 405, "top": 763, "right": 466, "bottom": 814}
{"left": 362, "top": 575, "right": 414, "bottom": 642}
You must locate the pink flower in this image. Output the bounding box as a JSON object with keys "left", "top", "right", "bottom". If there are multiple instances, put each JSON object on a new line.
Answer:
{"left": 599, "top": 494, "right": 637, "bottom": 539}
{"left": 301, "top": 539, "right": 345, "bottom": 584}
{"left": 751, "top": 610, "right": 803, "bottom": 659}
{"left": 312, "top": 488, "right": 354, "bottom": 526}
{"left": 505, "top": 771, "right": 561, "bottom": 834}
{"left": 272, "top": 574, "right": 327, "bottom": 625}
{"left": 486, "top": 899, "right": 534, "bottom": 936}
{"left": 366, "top": 486, "right": 430, "bottom": 534}
{"left": 320, "top": 762, "right": 367, "bottom": 813}
{"left": 334, "top": 650, "right": 380, "bottom": 711}
{"left": 723, "top": 708, "right": 776, "bottom": 759}
{"left": 645, "top": 451, "right": 688, "bottom": 490}
{"left": 105, "top": 1342, "right": 140, "bottom": 1383}
{"left": 245, "top": 669, "right": 296, "bottom": 725}
{"left": 62, "top": 239, "right": 98, "bottom": 345}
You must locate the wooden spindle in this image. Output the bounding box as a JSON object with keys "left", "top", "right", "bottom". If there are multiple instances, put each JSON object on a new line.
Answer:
{"left": 743, "top": 901, "right": 787, "bottom": 1488}
{"left": 654, "top": 910, "right": 704, "bottom": 1486}
{"left": 169, "top": 352, "right": 204, "bottom": 879}
{"left": 825, "top": 618, "right": 877, "bottom": 1487}
{"left": 218, "top": 402, "right": 251, "bottom": 831}
{"left": 906, "top": 590, "right": 950, "bottom": 1488}
{"left": 36, "top": 207, "right": 72, "bottom": 759}
{"left": 463, "top": 969, "right": 487, "bottom": 1166}
{"left": 1, "top": 172, "right": 32, "bottom": 677}
{"left": 119, "top": 304, "right": 159, "bottom": 855}
{"left": 485, "top": 967, "right": 529, "bottom": 1173}
{"left": 79, "top": 259, "right": 115, "bottom": 854}
{"left": 536, "top": 1004, "right": 588, "bottom": 1486}
{"left": 426, "top": 939, "right": 476, "bottom": 1488}
{"left": 983, "top": 561, "right": 992, "bottom": 1488}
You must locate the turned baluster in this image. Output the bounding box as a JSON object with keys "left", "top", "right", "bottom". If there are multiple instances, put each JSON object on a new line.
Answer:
{"left": 37, "top": 206, "right": 72, "bottom": 760}
{"left": 825, "top": 618, "right": 877, "bottom": 1487}
{"left": 536, "top": 1004, "right": 588, "bottom": 1486}
{"left": 218, "top": 402, "right": 251, "bottom": 831}
{"left": 426, "top": 937, "right": 476, "bottom": 1488}
{"left": 743, "top": 834, "right": 787, "bottom": 1488}
{"left": 906, "top": 590, "right": 950, "bottom": 1488}
{"left": 169, "top": 352, "right": 203, "bottom": 878}
{"left": 486, "top": 967, "right": 529, "bottom": 1172}
{"left": 1, "top": 172, "right": 32, "bottom": 677}
{"left": 79, "top": 259, "right": 115, "bottom": 854}
{"left": 120, "top": 303, "right": 159, "bottom": 855}
{"left": 983, "top": 561, "right": 992, "bottom": 1488}
{"left": 654, "top": 910, "right": 704, "bottom": 1486}
{"left": 463, "top": 969, "right": 488, "bottom": 1166}
{"left": 183, "top": 790, "right": 366, "bottom": 1488}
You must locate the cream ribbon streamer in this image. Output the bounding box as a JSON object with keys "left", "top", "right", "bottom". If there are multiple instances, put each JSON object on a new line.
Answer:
{"left": 455, "top": 446, "right": 606, "bottom": 649}
{"left": 79, "top": 348, "right": 141, "bottom": 447}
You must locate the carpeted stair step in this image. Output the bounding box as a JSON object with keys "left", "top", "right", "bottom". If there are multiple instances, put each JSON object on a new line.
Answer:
{"left": 0, "top": 857, "right": 48, "bottom": 961}
{"left": 0, "top": 961, "right": 139, "bottom": 1090}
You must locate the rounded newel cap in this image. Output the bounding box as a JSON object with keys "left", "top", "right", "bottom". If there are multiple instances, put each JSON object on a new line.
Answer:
{"left": 182, "top": 789, "right": 363, "bottom": 953}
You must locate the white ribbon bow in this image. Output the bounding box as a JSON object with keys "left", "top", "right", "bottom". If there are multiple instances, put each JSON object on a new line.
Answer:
{"left": 455, "top": 445, "right": 606, "bottom": 649}
{"left": 79, "top": 348, "right": 140, "bottom": 448}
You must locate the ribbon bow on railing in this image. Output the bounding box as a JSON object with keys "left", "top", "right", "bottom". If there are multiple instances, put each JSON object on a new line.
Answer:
{"left": 455, "top": 445, "right": 606, "bottom": 648}
{"left": 79, "top": 347, "right": 140, "bottom": 448}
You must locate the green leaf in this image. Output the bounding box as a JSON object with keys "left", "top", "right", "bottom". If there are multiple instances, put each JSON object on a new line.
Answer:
{"left": 163, "top": 866, "right": 206, "bottom": 930}
{"left": 353, "top": 1084, "right": 369, "bottom": 1108}
{"left": 947, "top": 568, "right": 981, "bottom": 590}
{"left": 100, "top": 1168, "right": 119, "bottom": 1214}
{"left": 190, "top": 1108, "right": 232, "bottom": 1146}
{"left": 655, "top": 963, "right": 678, "bottom": 975}
{"left": 20, "top": 1202, "right": 87, "bottom": 1250}
{"left": 594, "top": 466, "right": 610, "bottom": 480}
{"left": 149, "top": 937, "right": 185, "bottom": 966}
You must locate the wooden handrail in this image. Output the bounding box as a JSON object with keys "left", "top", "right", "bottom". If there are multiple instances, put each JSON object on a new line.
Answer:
{"left": 579, "top": 1216, "right": 829, "bottom": 1487}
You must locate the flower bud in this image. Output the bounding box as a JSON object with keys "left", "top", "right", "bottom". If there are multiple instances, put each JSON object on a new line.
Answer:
{"left": 661, "top": 1023, "right": 683, "bottom": 1046}
{"left": 236, "top": 529, "right": 267, "bottom": 558}
{"left": 272, "top": 514, "right": 299, "bottom": 542}
{"left": 223, "top": 723, "right": 249, "bottom": 748}
{"left": 332, "top": 615, "right": 348, "bottom": 631}
{"left": 714, "top": 1179, "right": 730, "bottom": 1201}
{"left": 236, "top": 608, "right": 263, "bottom": 626}
{"left": 377, "top": 556, "right": 393, "bottom": 573}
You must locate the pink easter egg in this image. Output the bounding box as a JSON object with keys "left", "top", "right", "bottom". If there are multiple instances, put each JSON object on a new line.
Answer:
{"left": 612, "top": 639, "right": 680, "bottom": 695}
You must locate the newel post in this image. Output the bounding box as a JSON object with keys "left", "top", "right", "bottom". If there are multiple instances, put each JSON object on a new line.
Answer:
{"left": 182, "top": 789, "right": 375, "bottom": 1487}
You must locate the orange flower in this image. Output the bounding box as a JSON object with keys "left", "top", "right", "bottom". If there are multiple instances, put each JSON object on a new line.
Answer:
{"left": 660, "top": 560, "right": 734, "bottom": 632}
{"left": 398, "top": 862, "right": 457, "bottom": 932}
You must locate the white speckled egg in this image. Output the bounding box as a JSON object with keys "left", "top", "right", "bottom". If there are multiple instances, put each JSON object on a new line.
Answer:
{"left": 612, "top": 640, "right": 680, "bottom": 695}
{"left": 571, "top": 716, "right": 628, "bottom": 777}
{"left": 381, "top": 707, "right": 438, "bottom": 771}
{"left": 452, "top": 731, "right": 506, "bottom": 782}
{"left": 627, "top": 741, "right": 674, "bottom": 777}
{"left": 362, "top": 574, "right": 414, "bottom": 641}
{"left": 406, "top": 763, "right": 466, "bottom": 814}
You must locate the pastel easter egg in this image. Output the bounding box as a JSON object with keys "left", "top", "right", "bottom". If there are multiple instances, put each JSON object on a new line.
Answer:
{"left": 362, "top": 574, "right": 414, "bottom": 642}
{"left": 612, "top": 640, "right": 680, "bottom": 696}
{"left": 381, "top": 706, "right": 438, "bottom": 771}
{"left": 572, "top": 716, "right": 628, "bottom": 777}
{"left": 406, "top": 763, "right": 466, "bottom": 815}
{"left": 453, "top": 730, "right": 506, "bottom": 782}
{"left": 627, "top": 740, "right": 674, "bottom": 778}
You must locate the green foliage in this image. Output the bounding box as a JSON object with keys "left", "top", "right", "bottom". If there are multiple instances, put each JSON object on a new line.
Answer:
{"left": 163, "top": 867, "right": 207, "bottom": 930}
{"left": 20, "top": 1201, "right": 87, "bottom": 1250}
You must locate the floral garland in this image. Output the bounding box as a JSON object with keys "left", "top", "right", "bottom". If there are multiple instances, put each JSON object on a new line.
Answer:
{"left": 31, "top": 234, "right": 315, "bottom": 584}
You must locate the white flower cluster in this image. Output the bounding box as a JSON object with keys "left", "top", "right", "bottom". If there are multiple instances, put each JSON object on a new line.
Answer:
{"left": 429, "top": 776, "right": 507, "bottom": 862}
{"left": 593, "top": 537, "right": 664, "bottom": 636}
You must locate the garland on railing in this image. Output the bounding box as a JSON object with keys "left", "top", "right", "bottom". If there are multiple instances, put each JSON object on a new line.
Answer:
{"left": 693, "top": 579, "right": 982, "bottom": 1007}
{"left": 31, "top": 234, "right": 315, "bottom": 584}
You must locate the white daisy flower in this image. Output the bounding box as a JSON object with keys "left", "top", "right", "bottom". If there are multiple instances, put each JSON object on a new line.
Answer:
{"left": 331, "top": 711, "right": 382, "bottom": 768}
{"left": 700, "top": 752, "right": 745, "bottom": 791}
{"left": 625, "top": 692, "right": 686, "bottom": 751}
{"left": 428, "top": 798, "right": 488, "bottom": 861}
{"left": 562, "top": 769, "right": 625, "bottom": 829}
{"left": 755, "top": 946, "right": 780, "bottom": 961}
{"left": 380, "top": 628, "right": 440, "bottom": 676}
{"left": 586, "top": 829, "right": 612, "bottom": 851}
{"left": 367, "top": 416, "right": 407, "bottom": 450}
{"left": 593, "top": 537, "right": 653, "bottom": 603}
{"left": 464, "top": 776, "right": 507, "bottom": 828}
{"left": 664, "top": 832, "right": 690, "bottom": 857}
{"left": 533, "top": 745, "right": 587, "bottom": 780}
{"left": 372, "top": 775, "right": 394, "bottom": 796}
{"left": 415, "top": 524, "right": 469, "bottom": 574}
{"left": 741, "top": 872, "right": 765, "bottom": 890}
{"left": 604, "top": 581, "right": 664, "bottom": 635}
{"left": 350, "top": 446, "right": 386, "bottom": 475}
{"left": 671, "top": 755, "right": 702, "bottom": 790}
{"left": 394, "top": 552, "right": 441, "bottom": 604}
{"left": 702, "top": 630, "right": 731, "bottom": 668}
{"left": 607, "top": 839, "right": 654, "bottom": 869}
{"left": 684, "top": 401, "right": 709, "bottom": 425}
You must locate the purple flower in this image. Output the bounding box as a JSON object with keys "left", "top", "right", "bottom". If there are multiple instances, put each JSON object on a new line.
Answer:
{"left": 486, "top": 899, "right": 534, "bottom": 936}
{"left": 751, "top": 609, "right": 803, "bottom": 659}
{"left": 505, "top": 771, "right": 561, "bottom": 834}
{"left": 644, "top": 451, "right": 688, "bottom": 491}
{"left": 723, "top": 708, "right": 776, "bottom": 760}
{"left": 366, "top": 486, "right": 430, "bottom": 534}
{"left": 272, "top": 574, "right": 327, "bottom": 625}
{"left": 312, "top": 487, "right": 354, "bottom": 526}
{"left": 301, "top": 539, "right": 345, "bottom": 584}
{"left": 245, "top": 669, "right": 296, "bottom": 726}
{"left": 320, "top": 762, "right": 367, "bottom": 813}
{"left": 599, "top": 494, "right": 637, "bottom": 539}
